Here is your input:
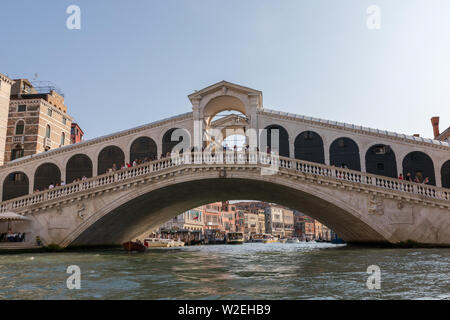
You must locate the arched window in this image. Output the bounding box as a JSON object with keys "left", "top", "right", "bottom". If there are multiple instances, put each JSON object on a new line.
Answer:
{"left": 11, "top": 145, "right": 24, "bottom": 161}
{"left": 440, "top": 160, "right": 450, "bottom": 189}
{"left": 260, "top": 125, "right": 290, "bottom": 157}
{"left": 46, "top": 125, "right": 51, "bottom": 138}
{"left": 15, "top": 121, "right": 25, "bottom": 135}
{"left": 402, "top": 151, "right": 435, "bottom": 185}
{"left": 60, "top": 132, "right": 65, "bottom": 146}
{"left": 330, "top": 138, "right": 361, "bottom": 171}
{"left": 66, "top": 154, "right": 93, "bottom": 183}
{"left": 365, "top": 144, "right": 397, "bottom": 178}
{"left": 294, "top": 131, "right": 325, "bottom": 164}
{"left": 130, "top": 137, "right": 158, "bottom": 162}
{"left": 34, "top": 163, "right": 61, "bottom": 191}
{"left": 97, "top": 146, "right": 125, "bottom": 175}
{"left": 162, "top": 128, "right": 190, "bottom": 156}
{"left": 2, "top": 172, "right": 29, "bottom": 201}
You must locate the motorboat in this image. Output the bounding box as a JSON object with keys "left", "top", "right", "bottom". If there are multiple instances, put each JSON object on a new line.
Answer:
{"left": 286, "top": 237, "right": 300, "bottom": 243}
{"left": 226, "top": 232, "right": 245, "bottom": 244}
{"left": 144, "top": 238, "right": 185, "bottom": 248}
{"left": 278, "top": 238, "right": 287, "bottom": 244}
{"left": 122, "top": 241, "right": 146, "bottom": 252}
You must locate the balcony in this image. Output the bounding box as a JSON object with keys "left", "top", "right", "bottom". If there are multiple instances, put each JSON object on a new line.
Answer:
{"left": 44, "top": 137, "right": 52, "bottom": 149}
{"left": 12, "top": 136, "right": 24, "bottom": 144}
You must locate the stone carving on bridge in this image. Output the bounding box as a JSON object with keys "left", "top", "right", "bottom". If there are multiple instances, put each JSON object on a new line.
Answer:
{"left": 368, "top": 194, "right": 384, "bottom": 215}
{"left": 77, "top": 203, "right": 86, "bottom": 220}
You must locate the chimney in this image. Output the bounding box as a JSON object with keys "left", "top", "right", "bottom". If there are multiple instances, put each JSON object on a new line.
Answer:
{"left": 413, "top": 134, "right": 420, "bottom": 137}
{"left": 431, "top": 116, "right": 440, "bottom": 138}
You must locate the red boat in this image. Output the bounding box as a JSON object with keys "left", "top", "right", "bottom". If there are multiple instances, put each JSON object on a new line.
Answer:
{"left": 122, "top": 241, "right": 146, "bottom": 252}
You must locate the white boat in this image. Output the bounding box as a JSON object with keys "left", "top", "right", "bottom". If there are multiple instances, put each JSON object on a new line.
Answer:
{"left": 286, "top": 237, "right": 300, "bottom": 243}
{"left": 144, "top": 238, "right": 185, "bottom": 248}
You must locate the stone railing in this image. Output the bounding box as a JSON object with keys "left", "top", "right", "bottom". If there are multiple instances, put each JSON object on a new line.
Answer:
{"left": 1, "top": 151, "right": 449, "bottom": 214}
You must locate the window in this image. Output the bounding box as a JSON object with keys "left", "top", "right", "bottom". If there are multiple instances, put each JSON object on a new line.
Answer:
{"left": 18, "top": 105, "right": 26, "bottom": 112}
{"left": 62, "top": 117, "right": 67, "bottom": 125}
{"left": 47, "top": 108, "right": 52, "bottom": 117}
{"left": 46, "top": 125, "right": 51, "bottom": 138}
{"left": 15, "top": 121, "right": 24, "bottom": 135}
{"left": 11, "top": 148, "right": 24, "bottom": 161}
{"left": 60, "top": 132, "right": 65, "bottom": 146}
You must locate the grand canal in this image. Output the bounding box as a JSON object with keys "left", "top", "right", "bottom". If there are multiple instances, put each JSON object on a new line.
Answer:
{"left": 0, "top": 242, "right": 449, "bottom": 300}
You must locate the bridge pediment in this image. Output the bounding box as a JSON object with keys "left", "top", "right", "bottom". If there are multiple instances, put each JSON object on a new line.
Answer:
{"left": 188, "top": 81, "right": 263, "bottom": 127}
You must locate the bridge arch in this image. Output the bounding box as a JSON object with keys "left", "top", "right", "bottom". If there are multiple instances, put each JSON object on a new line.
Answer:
{"left": 260, "top": 125, "right": 290, "bottom": 157}
{"left": 34, "top": 163, "right": 61, "bottom": 191}
{"left": 402, "top": 151, "right": 435, "bottom": 185}
{"left": 441, "top": 160, "right": 450, "bottom": 189}
{"left": 97, "top": 146, "right": 125, "bottom": 175}
{"left": 330, "top": 137, "right": 361, "bottom": 171}
{"left": 68, "top": 173, "right": 390, "bottom": 247}
{"left": 203, "top": 95, "right": 248, "bottom": 127}
{"left": 365, "top": 144, "right": 398, "bottom": 178}
{"left": 66, "top": 154, "right": 93, "bottom": 183}
{"left": 162, "top": 128, "right": 191, "bottom": 156}
{"left": 130, "top": 136, "right": 158, "bottom": 162}
{"left": 2, "top": 171, "right": 29, "bottom": 201}
{"left": 294, "top": 131, "right": 325, "bottom": 164}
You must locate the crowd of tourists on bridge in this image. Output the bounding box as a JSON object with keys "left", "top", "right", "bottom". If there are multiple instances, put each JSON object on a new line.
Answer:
{"left": 29, "top": 145, "right": 435, "bottom": 193}
{"left": 399, "top": 173, "right": 431, "bottom": 184}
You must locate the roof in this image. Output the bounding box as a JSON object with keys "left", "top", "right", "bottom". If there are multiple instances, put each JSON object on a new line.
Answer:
{"left": 262, "top": 108, "right": 450, "bottom": 148}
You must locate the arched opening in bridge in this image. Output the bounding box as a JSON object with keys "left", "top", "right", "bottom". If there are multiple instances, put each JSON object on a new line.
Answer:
{"left": 162, "top": 128, "right": 190, "bottom": 156}
{"left": 440, "top": 160, "right": 450, "bottom": 189}
{"left": 294, "top": 131, "right": 325, "bottom": 164}
{"left": 66, "top": 154, "right": 93, "bottom": 183}
{"left": 130, "top": 137, "right": 158, "bottom": 162}
{"left": 402, "top": 151, "right": 435, "bottom": 185}
{"left": 34, "top": 163, "right": 61, "bottom": 191}
{"left": 207, "top": 110, "right": 248, "bottom": 151}
{"left": 330, "top": 138, "right": 361, "bottom": 171}
{"left": 203, "top": 95, "right": 247, "bottom": 128}
{"left": 71, "top": 178, "right": 387, "bottom": 247}
{"left": 97, "top": 146, "right": 125, "bottom": 175}
{"left": 2, "top": 172, "right": 29, "bottom": 201}
{"left": 260, "top": 125, "right": 290, "bottom": 157}
{"left": 365, "top": 144, "right": 397, "bottom": 178}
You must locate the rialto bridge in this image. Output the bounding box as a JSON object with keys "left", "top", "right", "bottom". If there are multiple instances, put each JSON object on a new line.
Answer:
{"left": 0, "top": 81, "right": 449, "bottom": 247}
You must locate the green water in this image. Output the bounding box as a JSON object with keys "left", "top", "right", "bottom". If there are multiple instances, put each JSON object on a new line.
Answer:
{"left": 0, "top": 242, "right": 449, "bottom": 299}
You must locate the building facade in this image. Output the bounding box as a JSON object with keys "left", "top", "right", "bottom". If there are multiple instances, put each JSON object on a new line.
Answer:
{"left": 159, "top": 208, "right": 204, "bottom": 232}
{"left": 71, "top": 123, "right": 84, "bottom": 144}
{"left": 0, "top": 73, "right": 13, "bottom": 166}
{"left": 5, "top": 79, "right": 73, "bottom": 163}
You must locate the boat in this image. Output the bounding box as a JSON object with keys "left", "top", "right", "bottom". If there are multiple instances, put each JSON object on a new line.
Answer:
{"left": 226, "top": 232, "right": 245, "bottom": 244}
{"left": 250, "top": 234, "right": 265, "bottom": 243}
{"left": 144, "top": 238, "right": 185, "bottom": 248}
{"left": 122, "top": 241, "right": 146, "bottom": 252}
{"left": 262, "top": 234, "right": 278, "bottom": 243}
{"left": 204, "top": 229, "right": 226, "bottom": 244}
{"left": 286, "top": 237, "right": 300, "bottom": 243}
{"left": 278, "top": 238, "right": 287, "bottom": 243}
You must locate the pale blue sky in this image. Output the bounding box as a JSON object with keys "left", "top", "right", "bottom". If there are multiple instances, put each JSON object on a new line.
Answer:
{"left": 1, "top": 0, "right": 450, "bottom": 140}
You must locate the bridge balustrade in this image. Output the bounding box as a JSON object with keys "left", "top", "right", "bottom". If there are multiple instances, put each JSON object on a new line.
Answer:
{"left": 0, "top": 151, "right": 449, "bottom": 214}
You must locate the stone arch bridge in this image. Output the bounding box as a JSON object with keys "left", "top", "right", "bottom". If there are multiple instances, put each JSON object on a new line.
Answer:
{"left": 1, "top": 81, "right": 449, "bottom": 247}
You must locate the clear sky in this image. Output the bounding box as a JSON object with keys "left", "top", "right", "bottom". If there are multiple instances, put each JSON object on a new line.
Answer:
{"left": 1, "top": 0, "right": 450, "bottom": 140}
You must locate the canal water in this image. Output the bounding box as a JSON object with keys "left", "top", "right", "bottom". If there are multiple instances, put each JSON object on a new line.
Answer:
{"left": 0, "top": 242, "right": 449, "bottom": 299}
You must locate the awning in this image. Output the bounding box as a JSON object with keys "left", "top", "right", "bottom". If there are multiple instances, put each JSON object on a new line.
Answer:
{"left": 0, "top": 211, "right": 30, "bottom": 221}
